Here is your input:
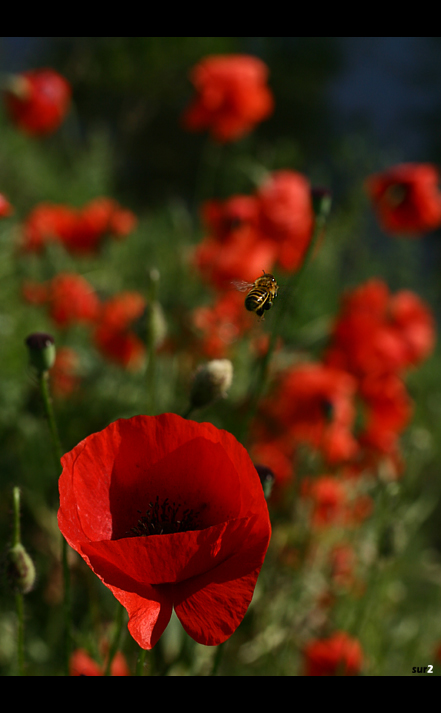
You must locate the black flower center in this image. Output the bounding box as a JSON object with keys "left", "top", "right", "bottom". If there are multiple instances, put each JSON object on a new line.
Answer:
{"left": 128, "top": 496, "right": 200, "bottom": 537}
{"left": 383, "top": 182, "right": 409, "bottom": 208}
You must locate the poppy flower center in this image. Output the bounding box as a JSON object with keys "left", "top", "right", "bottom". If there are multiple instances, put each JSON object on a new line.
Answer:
{"left": 128, "top": 496, "right": 201, "bottom": 537}
{"left": 382, "top": 183, "right": 409, "bottom": 208}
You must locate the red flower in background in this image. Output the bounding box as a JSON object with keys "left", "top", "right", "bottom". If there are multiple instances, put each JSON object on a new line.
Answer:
{"left": 3, "top": 69, "right": 71, "bottom": 136}
{"left": 20, "top": 198, "right": 137, "bottom": 255}
{"left": 303, "top": 631, "right": 363, "bottom": 676}
{"left": 182, "top": 54, "right": 274, "bottom": 143}
{"left": 22, "top": 273, "right": 100, "bottom": 328}
{"left": 192, "top": 290, "right": 254, "bottom": 357}
{"left": 357, "top": 371, "right": 413, "bottom": 460}
{"left": 301, "top": 475, "right": 373, "bottom": 528}
{"left": 70, "top": 649, "right": 130, "bottom": 676}
{"left": 257, "top": 363, "right": 358, "bottom": 465}
{"left": 193, "top": 170, "right": 315, "bottom": 291}
{"left": 58, "top": 414, "right": 271, "bottom": 649}
{"left": 194, "top": 195, "right": 276, "bottom": 289}
{"left": 59, "top": 197, "right": 137, "bottom": 255}
{"left": 0, "top": 193, "right": 13, "bottom": 218}
{"left": 93, "top": 291, "right": 146, "bottom": 369}
{"left": 51, "top": 347, "right": 81, "bottom": 397}
{"left": 365, "top": 163, "right": 441, "bottom": 235}
{"left": 256, "top": 170, "right": 315, "bottom": 272}
{"left": 325, "top": 279, "right": 435, "bottom": 378}
{"left": 21, "top": 203, "right": 76, "bottom": 253}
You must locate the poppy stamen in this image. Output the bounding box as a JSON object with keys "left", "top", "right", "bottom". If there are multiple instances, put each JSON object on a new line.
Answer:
{"left": 128, "top": 496, "right": 200, "bottom": 537}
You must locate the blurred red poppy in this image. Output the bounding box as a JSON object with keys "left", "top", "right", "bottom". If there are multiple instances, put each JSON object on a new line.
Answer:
{"left": 22, "top": 273, "right": 100, "bottom": 328}
{"left": 51, "top": 347, "right": 81, "bottom": 398}
{"left": 3, "top": 68, "right": 71, "bottom": 136}
{"left": 325, "top": 279, "right": 435, "bottom": 378}
{"left": 257, "top": 362, "right": 359, "bottom": 465}
{"left": 303, "top": 631, "right": 363, "bottom": 676}
{"left": 93, "top": 292, "right": 146, "bottom": 369}
{"left": 357, "top": 371, "right": 413, "bottom": 459}
{"left": 192, "top": 290, "right": 254, "bottom": 358}
{"left": 182, "top": 54, "right": 274, "bottom": 142}
{"left": 365, "top": 163, "right": 441, "bottom": 235}
{"left": 20, "top": 198, "right": 137, "bottom": 255}
{"left": 193, "top": 170, "right": 315, "bottom": 291}
{"left": 70, "top": 648, "right": 130, "bottom": 676}
{"left": 21, "top": 203, "right": 76, "bottom": 253}
{"left": 58, "top": 414, "right": 271, "bottom": 649}
{"left": 301, "top": 475, "right": 373, "bottom": 528}
{"left": 0, "top": 193, "right": 13, "bottom": 218}
{"left": 256, "top": 170, "right": 315, "bottom": 271}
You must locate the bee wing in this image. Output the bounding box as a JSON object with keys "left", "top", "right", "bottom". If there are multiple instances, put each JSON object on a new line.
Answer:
{"left": 232, "top": 280, "right": 254, "bottom": 292}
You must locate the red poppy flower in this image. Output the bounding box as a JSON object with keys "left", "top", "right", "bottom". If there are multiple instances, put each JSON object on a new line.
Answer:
{"left": 0, "top": 193, "right": 13, "bottom": 218}
{"left": 257, "top": 363, "right": 359, "bottom": 465}
{"left": 93, "top": 292, "right": 146, "bottom": 369}
{"left": 357, "top": 371, "right": 413, "bottom": 458}
{"left": 303, "top": 631, "right": 363, "bottom": 676}
{"left": 20, "top": 198, "right": 137, "bottom": 255}
{"left": 51, "top": 347, "right": 81, "bottom": 398}
{"left": 192, "top": 290, "right": 254, "bottom": 358}
{"left": 70, "top": 648, "right": 130, "bottom": 676}
{"left": 59, "top": 198, "right": 138, "bottom": 255}
{"left": 182, "top": 54, "right": 274, "bottom": 143}
{"left": 58, "top": 414, "right": 271, "bottom": 649}
{"left": 301, "top": 475, "right": 373, "bottom": 528}
{"left": 20, "top": 203, "right": 76, "bottom": 253}
{"left": 325, "top": 279, "right": 435, "bottom": 378}
{"left": 22, "top": 273, "right": 100, "bottom": 328}
{"left": 256, "top": 170, "right": 315, "bottom": 272}
{"left": 194, "top": 195, "right": 276, "bottom": 290}
{"left": 3, "top": 68, "right": 71, "bottom": 136}
{"left": 365, "top": 163, "right": 441, "bottom": 235}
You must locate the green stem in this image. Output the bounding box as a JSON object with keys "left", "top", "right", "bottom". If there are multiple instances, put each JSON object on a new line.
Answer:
{"left": 38, "top": 372, "right": 63, "bottom": 468}
{"left": 38, "top": 371, "right": 72, "bottom": 676}
{"left": 103, "top": 603, "right": 125, "bottom": 676}
{"left": 210, "top": 641, "right": 226, "bottom": 675}
{"left": 12, "top": 488, "right": 25, "bottom": 676}
{"left": 15, "top": 593, "right": 25, "bottom": 676}
{"left": 135, "top": 647, "right": 148, "bottom": 676}
{"left": 146, "top": 269, "right": 160, "bottom": 415}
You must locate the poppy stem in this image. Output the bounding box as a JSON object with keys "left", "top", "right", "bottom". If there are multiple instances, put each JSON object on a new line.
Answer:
{"left": 103, "top": 602, "right": 125, "bottom": 676}
{"left": 37, "top": 372, "right": 72, "bottom": 676}
{"left": 210, "top": 640, "right": 226, "bottom": 675}
{"left": 38, "top": 371, "right": 64, "bottom": 468}
{"left": 135, "top": 647, "right": 148, "bottom": 676}
{"left": 12, "top": 488, "right": 25, "bottom": 676}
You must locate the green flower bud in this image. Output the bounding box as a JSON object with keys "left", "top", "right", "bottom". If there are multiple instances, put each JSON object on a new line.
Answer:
{"left": 25, "top": 332, "right": 56, "bottom": 373}
{"left": 146, "top": 301, "right": 167, "bottom": 350}
{"left": 6, "top": 543, "right": 36, "bottom": 594}
{"left": 190, "top": 359, "right": 233, "bottom": 410}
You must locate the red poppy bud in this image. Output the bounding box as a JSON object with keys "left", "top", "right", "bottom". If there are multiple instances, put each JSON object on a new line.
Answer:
{"left": 25, "top": 332, "right": 56, "bottom": 373}
{"left": 58, "top": 414, "right": 271, "bottom": 649}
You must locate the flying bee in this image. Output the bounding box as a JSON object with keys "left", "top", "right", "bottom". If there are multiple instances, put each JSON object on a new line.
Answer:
{"left": 232, "top": 271, "right": 279, "bottom": 319}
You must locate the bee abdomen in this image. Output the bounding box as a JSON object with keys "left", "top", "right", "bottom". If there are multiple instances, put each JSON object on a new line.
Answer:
{"left": 245, "top": 288, "right": 270, "bottom": 313}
